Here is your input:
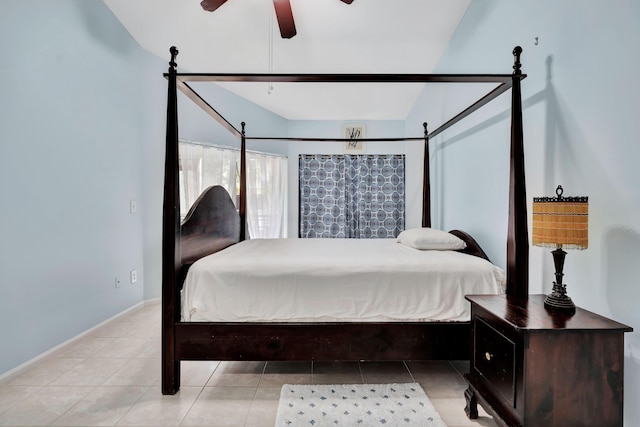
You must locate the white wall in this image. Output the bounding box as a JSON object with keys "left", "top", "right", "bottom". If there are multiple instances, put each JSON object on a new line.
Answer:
{"left": 0, "top": 0, "right": 163, "bottom": 375}
{"left": 409, "top": 1, "right": 640, "bottom": 424}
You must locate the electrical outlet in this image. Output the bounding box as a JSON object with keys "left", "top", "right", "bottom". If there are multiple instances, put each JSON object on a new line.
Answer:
{"left": 130, "top": 269, "right": 138, "bottom": 284}
{"left": 130, "top": 199, "right": 137, "bottom": 214}
{"left": 115, "top": 276, "right": 121, "bottom": 288}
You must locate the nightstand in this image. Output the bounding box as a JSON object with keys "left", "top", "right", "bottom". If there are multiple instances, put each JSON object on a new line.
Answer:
{"left": 464, "top": 294, "right": 632, "bottom": 427}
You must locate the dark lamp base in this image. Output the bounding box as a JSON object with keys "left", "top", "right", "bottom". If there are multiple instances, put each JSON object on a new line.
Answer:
{"left": 544, "top": 282, "right": 576, "bottom": 315}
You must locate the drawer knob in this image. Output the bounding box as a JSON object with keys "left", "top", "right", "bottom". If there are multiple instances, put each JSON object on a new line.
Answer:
{"left": 485, "top": 352, "right": 493, "bottom": 361}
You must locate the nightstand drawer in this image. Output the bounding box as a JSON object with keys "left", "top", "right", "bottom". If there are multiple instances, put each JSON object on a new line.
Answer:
{"left": 473, "top": 317, "right": 516, "bottom": 408}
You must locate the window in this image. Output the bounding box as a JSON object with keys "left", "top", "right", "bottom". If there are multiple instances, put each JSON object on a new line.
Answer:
{"left": 299, "top": 154, "right": 405, "bottom": 238}
{"left": 179, "top": 140, "right": 287, "bottom": 238}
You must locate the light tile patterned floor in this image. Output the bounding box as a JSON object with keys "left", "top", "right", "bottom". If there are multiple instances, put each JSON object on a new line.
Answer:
{"left": 0, "top": 301, "right": 497, "bottom": 426}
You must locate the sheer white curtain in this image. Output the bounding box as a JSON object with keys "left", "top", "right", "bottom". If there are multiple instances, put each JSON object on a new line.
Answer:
{"left": 179, "top": 142, "right": 239, "bottom": 216}
{"left": 179, "top": 143, "right": 205, "bottom": 216}
{"left": 202, "top": 146, "right": 239, "bottom": 206}
{"left": 179, "top": 140, "right": 287, "bottom": 238}
{"left": 246, "top": 152, "right": 287, "bottom": 238}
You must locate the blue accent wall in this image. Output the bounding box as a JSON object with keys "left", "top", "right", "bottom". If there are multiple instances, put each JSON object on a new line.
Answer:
{"left": 408, "top": 1, "right": 640, "bottom": 425}
{"left": 0, "top": 0, "right": 288, "bottom": 376}
{"left": 0, "top": 0, "right": 154, "bottom": 375}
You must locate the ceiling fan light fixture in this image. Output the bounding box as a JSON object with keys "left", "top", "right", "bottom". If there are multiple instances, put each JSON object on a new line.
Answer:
{"left": 200, "top": 0, "right": 354, "bottom": 39}
{"left": 200, "top": 0, "right": 228, "bottom": 12}
{"left": 272, "top": 0, "right": 296, "bottom": 39}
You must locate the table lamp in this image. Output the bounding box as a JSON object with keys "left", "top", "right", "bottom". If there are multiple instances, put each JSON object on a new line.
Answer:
{"left": 532, "top": 185, "right": 588, "bottom": 315}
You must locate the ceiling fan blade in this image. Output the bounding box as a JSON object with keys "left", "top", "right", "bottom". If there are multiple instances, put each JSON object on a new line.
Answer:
{"left": 273, "top": 0, "right": 297, "bottom": 38}
{"left": 200, "top": 0, "right": 229, "bottom": 12}
{"left": 340, "top": 0, "right": 354, "bottom": 4}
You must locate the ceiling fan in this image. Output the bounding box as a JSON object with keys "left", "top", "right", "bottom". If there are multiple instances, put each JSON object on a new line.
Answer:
{"left": 200, "top": 0, "right": 354, "bottom": 39}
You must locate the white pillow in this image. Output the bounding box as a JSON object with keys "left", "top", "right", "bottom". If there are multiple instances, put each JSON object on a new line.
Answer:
{"left": 396, "top": 227, "right": 467, "bottom": 250}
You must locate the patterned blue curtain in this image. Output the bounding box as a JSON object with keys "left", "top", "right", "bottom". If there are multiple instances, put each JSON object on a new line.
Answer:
{"left": 299, "top": 154, "right": 405, "bottom": 238}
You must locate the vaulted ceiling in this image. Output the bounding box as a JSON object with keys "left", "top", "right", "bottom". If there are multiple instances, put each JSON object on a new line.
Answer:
{"left": 103, "top": 0, "right": 471, "bottom": 120}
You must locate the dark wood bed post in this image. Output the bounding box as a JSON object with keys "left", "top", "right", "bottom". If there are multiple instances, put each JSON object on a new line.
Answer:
{"left": 506, "top": 46, "right": 529, "bottom": 297}
{"left": 239, "top": 122, "right": 247, "bottom": 241}
{"left": 162, "top": 46, "right": 181, "bottom": 395}
{"left": 422, "top": 122, "right": 431, "bottom": 228}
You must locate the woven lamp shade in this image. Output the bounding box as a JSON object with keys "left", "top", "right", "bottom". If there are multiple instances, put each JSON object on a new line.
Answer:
{"left": 532, "top": 188, "right": 588, "bottom": 250}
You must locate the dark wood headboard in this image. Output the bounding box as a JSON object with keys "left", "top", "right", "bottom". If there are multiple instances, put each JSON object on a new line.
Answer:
{"left": 449, "top": 229, "right": 491, "bottom": 262}
{"left": 181, "top": 185, "right": 240, "bottom": 265}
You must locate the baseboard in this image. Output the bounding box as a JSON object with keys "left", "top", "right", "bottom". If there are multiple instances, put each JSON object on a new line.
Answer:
{"left": 0, "top": 300, "right": 151, "bottom": 385}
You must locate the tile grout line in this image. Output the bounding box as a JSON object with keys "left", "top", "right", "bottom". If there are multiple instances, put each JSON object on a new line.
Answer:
{"left": 178, "top": 384, "right": 209, "bottom": 427}
{"left": 241, "top": 361, "right": 270, "bottom": 427}
{"left": 357, "top": 361, "right": 365, "bottom": 384}
{"left": 178, "top": 360, "right": 223, "bottom": 426}
{"left": 0, "top": 384, "right": 46, "bottom": 421}
{"left": 48, "top": 355, "right": 141, "bottom": 427}
{"left": 46, "top": 385, "right": 100, "bottom": 426}
{"left": 403, "top": 360, "right": 418, "bottom": 384}
{"left": 111, "top": 385, "right": 151, "bottom": 427}
{"left": 255, "top": 360, "right": 269, "bottom": 389}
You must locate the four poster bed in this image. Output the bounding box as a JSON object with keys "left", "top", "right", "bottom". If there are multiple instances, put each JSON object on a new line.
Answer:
{"left": 161, "top": 46, "right": 529, "bottom": 395}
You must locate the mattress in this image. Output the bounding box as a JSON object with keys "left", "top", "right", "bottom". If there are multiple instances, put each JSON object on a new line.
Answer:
{"left": 181, "top": 238, "right": 505, "bottom": 323}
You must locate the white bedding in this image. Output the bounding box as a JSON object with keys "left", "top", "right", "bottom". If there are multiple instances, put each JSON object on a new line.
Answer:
{"left": 181, "top": 238, "right": 505, "bottom": 323}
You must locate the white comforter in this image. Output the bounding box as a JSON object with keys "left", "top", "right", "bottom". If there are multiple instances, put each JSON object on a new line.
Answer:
{"left": 181, "top": 238, "right": 505, "bottom": 323}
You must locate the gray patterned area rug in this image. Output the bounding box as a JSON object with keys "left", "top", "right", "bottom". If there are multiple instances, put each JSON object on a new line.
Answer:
{"left": 274, "top": 382, "right": 447, "bottom": 426}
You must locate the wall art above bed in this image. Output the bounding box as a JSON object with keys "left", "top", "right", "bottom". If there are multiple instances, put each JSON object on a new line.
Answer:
{"left": 342, "top": 123, "right": 366, "bottom": 153}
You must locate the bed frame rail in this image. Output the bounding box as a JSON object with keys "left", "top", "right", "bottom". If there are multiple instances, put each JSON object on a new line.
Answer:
{"left": 175, "top": 322, "right": 469, "bottom": 362}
